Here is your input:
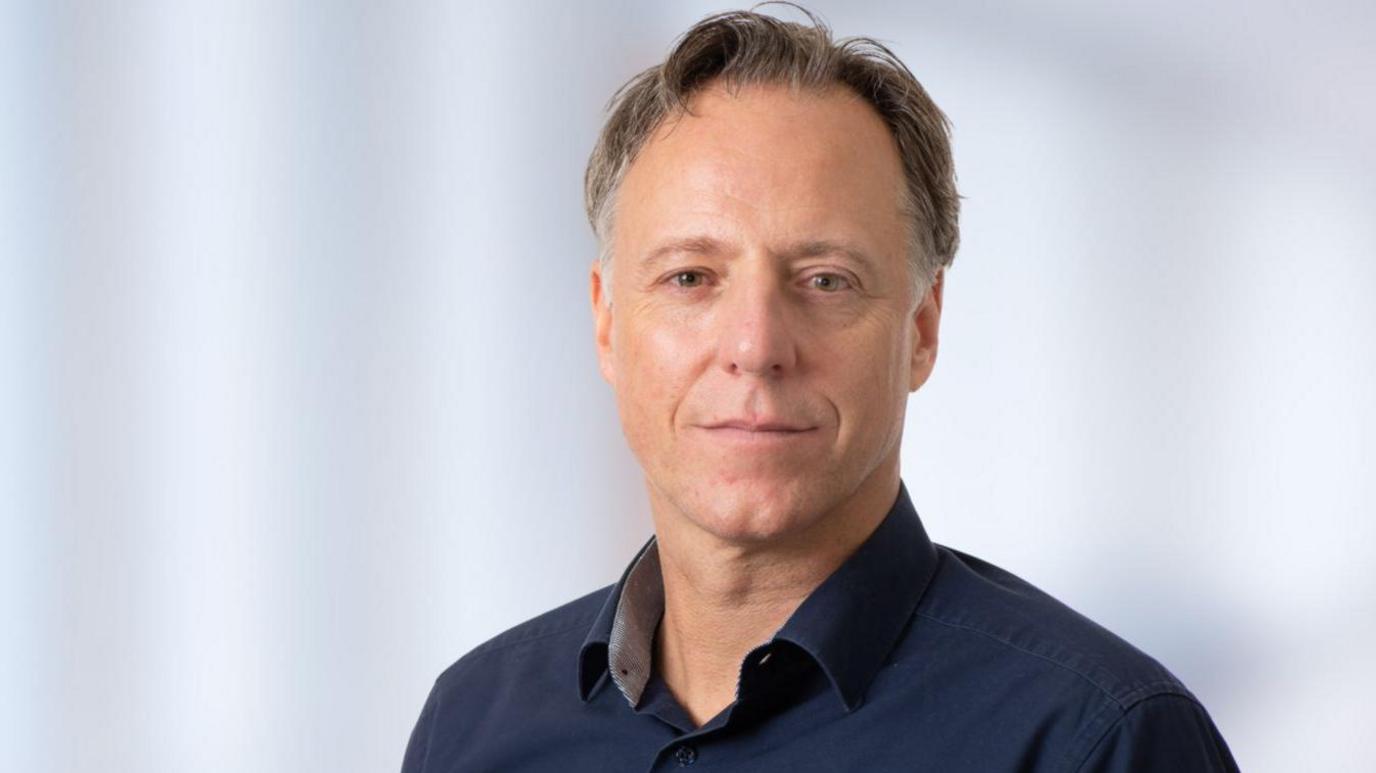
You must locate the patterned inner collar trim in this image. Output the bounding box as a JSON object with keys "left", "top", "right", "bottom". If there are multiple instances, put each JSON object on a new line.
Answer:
{"left": 607, "top": 539, "right": 663, "bottom": 707}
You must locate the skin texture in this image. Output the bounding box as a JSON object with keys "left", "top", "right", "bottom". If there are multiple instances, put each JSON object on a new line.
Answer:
{"left": 589, "top": 82, "right": 944, "bottom": 726}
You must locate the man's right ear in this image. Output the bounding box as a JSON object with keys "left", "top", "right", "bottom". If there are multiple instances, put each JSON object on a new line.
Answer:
{"left": 590, "top": 259, "right": 616, "bottom": 387}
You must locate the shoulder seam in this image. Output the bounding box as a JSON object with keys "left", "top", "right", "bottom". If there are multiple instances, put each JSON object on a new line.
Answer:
{"left": 1063, "top": 692, "right": 1209, "bottom": 773}
{"left": 914, "top": 611, "right": 1187, "bottom": 709}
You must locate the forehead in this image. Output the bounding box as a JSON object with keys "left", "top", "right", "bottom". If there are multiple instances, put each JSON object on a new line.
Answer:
{"left": 614, "top": 82, "right": 910, "bottom": 263}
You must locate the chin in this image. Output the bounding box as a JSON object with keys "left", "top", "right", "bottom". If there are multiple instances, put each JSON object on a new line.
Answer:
{"left": 675, "top": 473, "right": 830, "bottom": 545}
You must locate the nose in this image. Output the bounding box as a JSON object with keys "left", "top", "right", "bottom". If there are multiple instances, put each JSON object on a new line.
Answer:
{"left": 713, "top": 265, "right": 798, "bottom": 378}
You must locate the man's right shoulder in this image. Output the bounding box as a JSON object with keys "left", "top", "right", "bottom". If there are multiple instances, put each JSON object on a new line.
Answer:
{"left": 433, "top": 582, "right": 613, "bottom": 690}
{"left": 402, "top": 584, "right": 617, "bottom": 773}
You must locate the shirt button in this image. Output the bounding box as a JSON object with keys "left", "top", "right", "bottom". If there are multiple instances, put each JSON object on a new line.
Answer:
{"left": 673, "top": 744, "right": 697, "bottom": 766}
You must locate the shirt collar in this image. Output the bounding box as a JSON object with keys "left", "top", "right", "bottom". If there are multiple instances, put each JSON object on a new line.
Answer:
{"left": 578, "top": 535, "right": 654, "bottom": 703}
{"left": 578, "top": 479, "right": 939, "bottom": 712}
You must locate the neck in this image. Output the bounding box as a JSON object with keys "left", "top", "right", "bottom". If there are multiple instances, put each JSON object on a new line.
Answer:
{"left": 647, "top": 456, "right": 901, "bottom": 727}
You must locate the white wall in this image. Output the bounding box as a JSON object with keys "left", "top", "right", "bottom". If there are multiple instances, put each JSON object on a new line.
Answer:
{"left": 2, "top": 1, "right": 1371, "bottom": 771}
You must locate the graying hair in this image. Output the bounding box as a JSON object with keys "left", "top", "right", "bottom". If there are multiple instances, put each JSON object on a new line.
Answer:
{"left": 584, "top": 4, "right": 960, "bottom": 302}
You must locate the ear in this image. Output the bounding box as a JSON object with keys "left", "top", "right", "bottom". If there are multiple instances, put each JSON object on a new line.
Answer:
{"left": 908, "top": 268, "right": 944, "bottom": 392}
{"left": 590, "top": 259, "right": 616, "bottom": 387}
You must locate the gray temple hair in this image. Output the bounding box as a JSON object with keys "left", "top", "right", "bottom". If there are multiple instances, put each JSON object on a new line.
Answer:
{"left": 583, "top": 4, "right": 960, "bottom": 304}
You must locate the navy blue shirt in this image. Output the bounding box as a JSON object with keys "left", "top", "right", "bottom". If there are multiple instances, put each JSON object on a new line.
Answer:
{"left": 402, "top": 481, "right": 1238, "bottom": 771}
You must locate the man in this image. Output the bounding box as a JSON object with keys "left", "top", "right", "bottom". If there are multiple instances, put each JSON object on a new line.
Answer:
{"left": 402, "top": 8, "right": 1239, "bottom": 772}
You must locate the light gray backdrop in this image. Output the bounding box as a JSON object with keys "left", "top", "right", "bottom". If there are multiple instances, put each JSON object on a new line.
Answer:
{"left": 3, "top": 1, "right": 1373, "bottom": 771}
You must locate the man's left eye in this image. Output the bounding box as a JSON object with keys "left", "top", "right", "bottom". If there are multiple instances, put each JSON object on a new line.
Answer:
{"left": 808, "top": 274, "right": 851, "bottom": 292}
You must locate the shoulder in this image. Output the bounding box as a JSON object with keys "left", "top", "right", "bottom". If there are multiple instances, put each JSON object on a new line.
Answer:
{"left": 896, "top": 545, "right": 1241, "bottom": 770}
{"left": 1073, "top": 691, "right": 1239, "bottom": 771}
{"left": 432, "top": 583, "right": 612, "bottom": 693}
{"left": 914, "top": 544, "right": 1194, "bottom": 709}
{"left": 402, "top": 585, "right": 615, "bottom": 773}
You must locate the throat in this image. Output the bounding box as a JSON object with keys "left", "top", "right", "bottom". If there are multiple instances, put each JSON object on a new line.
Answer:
{"left": 652, "top": 618, "right": 749, "bottom": 728}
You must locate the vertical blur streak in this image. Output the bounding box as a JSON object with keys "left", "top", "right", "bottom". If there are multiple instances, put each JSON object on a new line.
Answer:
{"left": 1, "top": 3, "right": 55, "bottom": 771}
{"left": 137, "top": 3, "right": 290, "bottom": 770}
{"left": 2, "top": 1, "right": 1373, "bottom": 772}
{"left": 36, "top": 2, "right": 292, "bottom": 770}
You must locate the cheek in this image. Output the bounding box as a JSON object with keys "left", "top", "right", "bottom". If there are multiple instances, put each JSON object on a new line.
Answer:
{"left": 614, "top": 316, "right": 704, "bottom": 433}
{"left": 830, "top": 322, "right": 910, "bottom": 425}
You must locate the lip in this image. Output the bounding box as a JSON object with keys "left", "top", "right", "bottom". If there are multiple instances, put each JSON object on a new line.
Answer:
{"left": 696, "top": 420, "right": 819, "bottom": 444}
{"left": 702, "top": 425, "right": 817, "bottom": 442}
{"left": 707, "top": 419, "right": 815, "bottom": 432}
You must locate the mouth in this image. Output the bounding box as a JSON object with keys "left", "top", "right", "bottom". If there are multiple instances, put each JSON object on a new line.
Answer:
{"left": 705, "top": 419, "right": 816, "bottom": 432}
{"left": 696, "top": 420, "right": 819, "bottom": 443}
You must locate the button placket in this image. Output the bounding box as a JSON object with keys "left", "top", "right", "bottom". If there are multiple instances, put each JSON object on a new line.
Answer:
{"left": 673, "top": 743, "right": 697, "bottom": 766}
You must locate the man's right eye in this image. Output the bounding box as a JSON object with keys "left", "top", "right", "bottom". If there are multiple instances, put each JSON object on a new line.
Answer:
{"left": 668, "top": 270, "right": 706, "bottom": 288}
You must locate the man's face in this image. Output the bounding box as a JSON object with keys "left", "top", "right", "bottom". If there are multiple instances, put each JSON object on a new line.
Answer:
{"left": 591, "top": 82, "right": 942, "bottom": 545}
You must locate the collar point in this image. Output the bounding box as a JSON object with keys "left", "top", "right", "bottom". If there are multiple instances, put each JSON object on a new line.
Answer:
{"left": 837, "top": 687, "right": 866, "bottom": 714}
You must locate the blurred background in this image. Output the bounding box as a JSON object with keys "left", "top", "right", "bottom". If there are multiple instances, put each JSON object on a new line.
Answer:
{"left": 3, "top": 1, "right": 1373, "bottom": 771}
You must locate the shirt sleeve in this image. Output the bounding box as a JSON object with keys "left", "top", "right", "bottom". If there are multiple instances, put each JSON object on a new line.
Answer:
{"left": 1074, "top": 693, "right": 1240, "bottom": 773}
{"left": 400, "top": 684, "right": 439, "bottom": 773}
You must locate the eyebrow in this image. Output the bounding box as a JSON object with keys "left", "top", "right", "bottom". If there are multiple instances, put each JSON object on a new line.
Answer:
{"left": 640, "top": 236, "right": 726, "bottom": 267}
{"left": 639, "top": 236, "right": 878, "bottom": 273}
{"left": 778, "top": 239, "right": 878, "bottom": 272}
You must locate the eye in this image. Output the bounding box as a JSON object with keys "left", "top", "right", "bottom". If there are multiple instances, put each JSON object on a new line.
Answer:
{"left": 808, "top": 273, "right": 852, "bottom": 292}
{"left": 668, "top": 270, "right": 708, "bottom": 288}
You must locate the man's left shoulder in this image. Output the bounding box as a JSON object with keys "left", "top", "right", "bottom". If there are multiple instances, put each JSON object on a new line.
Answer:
{"left": 901, "top": 545, "right": 1239, "bottom": 770}
{"left": 914, "top": 544, "right": 1196, "bottom": 707}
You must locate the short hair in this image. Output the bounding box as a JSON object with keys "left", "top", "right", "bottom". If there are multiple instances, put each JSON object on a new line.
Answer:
{"left": 584, "top": 4, "right": 960, "bottom": 298}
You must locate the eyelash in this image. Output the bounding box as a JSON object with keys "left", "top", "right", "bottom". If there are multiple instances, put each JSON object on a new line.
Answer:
{"left": 664, "top": 270, "right": 854, "bottom": 293}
